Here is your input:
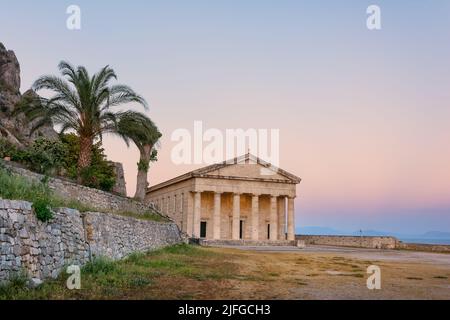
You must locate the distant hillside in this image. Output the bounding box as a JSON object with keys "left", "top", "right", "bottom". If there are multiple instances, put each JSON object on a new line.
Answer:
{"left": 296, "top": 226, "right": 450, "bottom": 240}
{"left": 350, "top": 230, "right": 393, "bottom": 237}
{"left": 296, "top": 226, "right": 346, "bottom": 236}
{"left": 420, "top": 231, "right": 450, "bottom": 239}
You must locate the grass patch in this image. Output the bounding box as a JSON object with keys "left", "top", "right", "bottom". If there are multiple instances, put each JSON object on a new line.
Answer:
{"left": 0, "top": 166, "right": 166, "bottom": 222}
{"left": 344, "top": 273, "right": 365, "bottom": 278}
{"left": 295, "top": 280, "right": 308, "bottom": 286}
{"left": 0, "top": 271, "right": 30, "bottom": 300}
{"left": 82, "top": 257, "right": 117, "bottom": 275}
{"left": 114, "top": 210, "right": 169, "bottom": 222}
{"left": 406, "top": 277, "right": 423, "bottom": 280}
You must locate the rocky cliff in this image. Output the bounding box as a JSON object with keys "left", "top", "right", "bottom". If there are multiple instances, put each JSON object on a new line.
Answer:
{"left": 0, "top": 43, "right": 57, "bottom": 147}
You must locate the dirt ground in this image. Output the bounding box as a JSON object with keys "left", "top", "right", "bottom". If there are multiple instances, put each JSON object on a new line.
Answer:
{"left": 194, "top": 245, "right": 450, "bottom": 300}
{"left": 2, "top": 244, "right": 449, "bottom": 300}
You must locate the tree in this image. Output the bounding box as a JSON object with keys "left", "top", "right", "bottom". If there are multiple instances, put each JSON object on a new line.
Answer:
{"left": 118, "top": 111, "right": 161, "bottom": 201}
{"left": 18, "top": 61, "right": 148, "bottom": 182}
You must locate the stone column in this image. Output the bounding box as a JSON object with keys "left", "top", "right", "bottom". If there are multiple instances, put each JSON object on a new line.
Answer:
{"left": 287, "top": 197, "right": 295, "bottom": 241}
{"left": 278, "top": 196, "right": 286, "bottom": 240}
{"left": 251, "top": 194, "right": 259, "bottom": 240}
{"left": 232, "top": 193, "right": 241, "bottom": 240}
{"left": 166, "top": 196, "right": 170, "bottom": 214}
{"left": 193, "top": 192, "right": 201, "bottom": 238}
{"left": 213, "top": 192, "right": 222, "bottom": 240}
{"left": 270, "top": 196, "right": 278, "bottom": 240}
{"left": 185, "top": 192, "right": 193, "bottom": 236}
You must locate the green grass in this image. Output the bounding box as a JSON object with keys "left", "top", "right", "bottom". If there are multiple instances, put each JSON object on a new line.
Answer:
{"left": 0, "top": 244, "right": 235, "bottom": 300}
{"left": 114, "top": 210, "right": 169, "bottom": 223}
{"left": 0, "top": 166, "right": 53, "bottom": 204}
{"left": 0, "top": 271, "right": 30, "bottom": 299}
{"left": 0, "top": 166, "right": 166, "bottom": 222}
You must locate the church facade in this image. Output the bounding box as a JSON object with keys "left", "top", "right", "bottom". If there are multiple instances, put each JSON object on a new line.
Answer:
{"left": 145, "top": 154, "right": 301, "bottom": 241}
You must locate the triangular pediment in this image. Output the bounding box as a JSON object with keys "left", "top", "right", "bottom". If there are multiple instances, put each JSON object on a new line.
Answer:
{"left": 192, "top": 153, "right": 301, "bottom": 183}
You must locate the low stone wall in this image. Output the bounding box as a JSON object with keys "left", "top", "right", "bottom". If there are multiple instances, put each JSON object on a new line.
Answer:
{"left": 297, "top": 235, "right": 398, "bottom": 249}
{"left": 397, "top": 242, "right": 450, "bottom": 253}
{"left": 0, "top": 199, "right": 182, "bottom": 283}
{"left": 198, "top": 239, "right": 296, "bottom": 247}
{"left": 85, "top": 212, "right": 182, "bottom": 260}
{"left": 1, "top": 160, "right": 158, "bottom": 215}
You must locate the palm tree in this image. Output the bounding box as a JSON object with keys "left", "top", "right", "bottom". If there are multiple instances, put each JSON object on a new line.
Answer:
{"left": 117, "top": 111, "right": 161, "bottom": 201}
{"left": 18, "top": 61, "right": 148, "bottom": 182}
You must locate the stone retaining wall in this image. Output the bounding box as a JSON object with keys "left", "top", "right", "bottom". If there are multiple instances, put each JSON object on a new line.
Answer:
{"left": 85, "top": 212, "right": 182, "bottom": 260}
{"left": 0, "top": 199, "right": 182, "bottom": 283}
{"left": 297, "top": 235, "right": 398, "bottom": 249}
{"left": 198, "top": 239, "right": 296, "bottom": 247}
{"left": 1, "top": 160, "right": 158, "bottom": 215}
{"left": 397, "top": 242, "right": 450, "bottom": 253}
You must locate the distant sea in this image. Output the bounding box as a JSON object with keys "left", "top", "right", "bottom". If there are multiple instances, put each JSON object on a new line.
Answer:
{"left": 398, "top": 238, "right": 450, "bottom": 245}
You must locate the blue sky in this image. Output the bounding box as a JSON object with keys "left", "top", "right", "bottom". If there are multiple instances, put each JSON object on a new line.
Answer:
{"left": 1, "top": 1, "right": 450, "bottom": 234}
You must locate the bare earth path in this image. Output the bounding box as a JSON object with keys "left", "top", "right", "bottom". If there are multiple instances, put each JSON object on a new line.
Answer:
{"left": 203, "top": 245, "right": 450, "bottom": 299}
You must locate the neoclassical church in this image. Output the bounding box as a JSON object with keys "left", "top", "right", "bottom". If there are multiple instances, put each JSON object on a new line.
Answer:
{"left": 145, "top": 154, "right": 301, "bottom": 241}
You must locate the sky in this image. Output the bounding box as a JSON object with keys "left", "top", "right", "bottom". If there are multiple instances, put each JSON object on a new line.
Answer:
{"left": 1, "top": 1, "right": 450, "bottom": 234}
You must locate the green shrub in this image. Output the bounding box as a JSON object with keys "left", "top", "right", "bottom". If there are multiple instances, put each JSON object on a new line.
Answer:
{"left": 32, "top": 198, "right": 53, "bottom": 222}
{"left": 26, "top": 138, "right": 66, "bottom": 175}
{"left": 61, "top": 134, "right": 116, "bottom": 192}
{"left": 0, "top": 138, "right": 18, "bottom": 158}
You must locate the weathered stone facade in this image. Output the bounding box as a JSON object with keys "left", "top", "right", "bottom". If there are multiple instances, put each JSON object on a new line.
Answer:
{"left": 146, "top": 154, "right": 301, "bottom": 242}
{"left": 297, "top": 235, "right": 398, "bottom": 249}
{"left": 0, "top": 199, "right": 182, "bottom": 283}
{"left": 2, "top": 161, "right": 159, "bottom": 215}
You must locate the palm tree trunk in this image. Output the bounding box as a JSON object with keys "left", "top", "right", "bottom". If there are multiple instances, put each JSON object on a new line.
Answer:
{"left": 134, "top": 145, "right": 152, "bottom": 201}
{"left": 77, "top": 136, "right": 93, "bottom": 183}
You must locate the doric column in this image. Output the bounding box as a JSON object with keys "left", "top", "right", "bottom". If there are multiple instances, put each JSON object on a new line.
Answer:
{"left": 232, "top": 193, "right": 241, "bottom": 240}
{"left": 278, "top": 196, "right": 286, "bottom": 240}
{"left": 193, "top": 191, "right": 201, "bottom": 238}
{"left": 287, "top": 197, "right": 295, "bottom": 241}
{"left": 166, "top": 196, "right": 170, "bottom": 214}
{"left": 213, "top": 192, "right": 222, "bottom": 240}
{"left": 185, "top": 192, "right": 193, "bottom": 236}
{"left": 251, "top": 194, "right": 260, "bottom": 240}
{"left": 270, "top": 196, "right": 278, "bottom": 240}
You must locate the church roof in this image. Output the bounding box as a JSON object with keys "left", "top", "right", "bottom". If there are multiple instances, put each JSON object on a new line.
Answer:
{"left": 147, "top": 153, "right": 301, "bottom": 193}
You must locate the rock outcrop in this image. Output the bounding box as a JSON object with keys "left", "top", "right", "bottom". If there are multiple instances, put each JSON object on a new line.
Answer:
{"left": 0, "top": 43, "right": 57, "bottom": 147}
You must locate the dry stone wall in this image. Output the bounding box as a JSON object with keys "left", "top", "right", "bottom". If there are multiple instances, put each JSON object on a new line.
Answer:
{"left": 0, "top": 199, "right": 182, "bottom": 283}
{"left": 85, "top": 212, "right": 182, "bottom": 260}
{"left": 297, "top": 235, "right": 398, "bottom": 249}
